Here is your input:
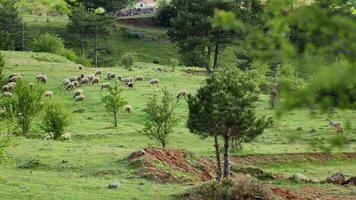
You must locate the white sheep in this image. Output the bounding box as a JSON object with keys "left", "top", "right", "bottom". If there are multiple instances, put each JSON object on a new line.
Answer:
{"left": 121, "top": 77, "right": 133, "bottom": 83}
{"left": 135, "top": 76, "right": 144, "bottom": 82}
{"left": 1, "top": 92, "right": 12, "bottom": 98}
{"left": 80, "top": 77, "right": 90, "bottom": 85}
{"left": 64, "top": 78, "right": 71, "bottom": 86}
{"left": 66, "top": 82, "right": 75, "bottom": 90}
{"left": 124, "top": 105, "right": 133, "bottom": 113}
{"left": 74, "top": 94, "right": 85, "bottom": 103}
{"left": 44, "top": 91, "right": 53, "bottom": 97}
{"left": 36, "top": 73, "right": 47, "bottom": 84}
{"left": 107, "top": 72, "right": 116, "bottom": 80}
{"left": 329, "top": 120, "right": 343, "bottom": 133}
{"left": 78, "top": 65, "right": 83, "bottom": 70}
{"left": 92, "top": 77, "right": 100, "bottom": 85}
{"left": 69, "top": 76, "right": 78, "bottom": 82}
{"left": 2, "top": 85, "right": 9, "bottom": 92}
{"left": 61, "top": 132, "right": 72, "bottom": 142}
{"left": 177, "top": 90, "right": 189, "bottom": 99}
{"left": 72, "top": 81, "right": 79, "bottom": 88}
{"left": 73, "top": 89, "right": 84, "bottom": 98}
{"left": 101, "top": 82, "right": 111, "bottom": 90}
{"left": 149, "top": 79, "right": 160, "bottom": 87}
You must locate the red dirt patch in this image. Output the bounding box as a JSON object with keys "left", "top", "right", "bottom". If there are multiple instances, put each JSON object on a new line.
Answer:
{"left": 128, "top": 148, "right": 215, "bottom": 183}
{"left": 272, "top": 187, "right": 313, "bottom": 200}
{"left": 231, "top": 152, "right": 356, "bottom": 165}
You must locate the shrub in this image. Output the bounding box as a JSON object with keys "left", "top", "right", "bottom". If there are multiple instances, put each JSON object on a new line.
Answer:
{"left": 60, "top": 48, "right": 77, "bottom": 61}
{"left": 75, "top": 55, "right": 92, "bottom": 67}
{"left": 153, "top": 59, "right": 160, "bottom": 64}
{"left": 120, "top": 52, "right": 137, "bottom": 70}
{"left": 31, "top": 33, "right": 65, "bottom": 54}
{"left": 101, "top": 83, "right": 127, "bottom": 128}
{"left": 182, "top": 175, "right": 274, "bottom": 200}
{"left": 170, "top": 58, "right": 179, "bottom": 71}
{"left": 140, "top": 87, "right": 178, "bottom": 148}
{"left": 17, "top": 159, "right": 43, "bottom": 169}
{"left": 41, "top": 98, "right": 70, "bottom": 140}
{"left": 2, "top": 81, "right": 44, "bottom": 136}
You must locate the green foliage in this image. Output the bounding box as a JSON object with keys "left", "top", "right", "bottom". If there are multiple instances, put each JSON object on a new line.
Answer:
{"left": 60, "top": 48, "right": 77, "bottom": 61}
{"left": 156, "top": 0, "right": 176, "bottom": 27}
{"left": 184, "top": 175, "right": 273, "bottom": 200}
{"left": 41, "top": 98, "right": 70, "bottom": 140}
{"left": 65, "top": 0, "right": 129, "bottom": 13}
{"left": 16, "top": 0, "right": 69, "bottom": 16}
{"left": 17, "top": 159, "right": 43, "bottom": 169}
{"left": 0, "top": 1, "right": 22, "bottom": 50}
{"left": 140, "top": 87, "right": 178, "bottom": 148}
{"left": 2, "top": 81, "right": 44, "bottom": 136}
{"left": 31, "top": 33, "right": 65, "bottom": 54}
{"left": 75, "top": 55, "right": 92, "bottom": 67}
{"left": 168, "top": 0, "right": 237, "bottom": 70}
{"left": 169, "top": 58, "right": 179, "bottom": 71}
{"left": 101, "top": 82, "right": 127, "bottom": 128}
{"left": 120, "top": 52, "right": 137, "bottom": 69}
{"left": 67, "top": 6, "right": 116, "bottom": 67}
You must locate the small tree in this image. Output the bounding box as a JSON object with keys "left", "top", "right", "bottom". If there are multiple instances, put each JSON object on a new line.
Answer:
{"left": 120, "top": 52, "right": 137, "bottom": 70}
{"left": 41, "top": 98, "right": 70, "bottom": 140}
{"left": 140, "top": 87, "right": 178, "bottom": 148}
{"left": 188, "top": 66, "right": 271, "bottom": 180}
{"left": 170, "top": 58, "right": 179, "bottom": 72}
{"left": 3, "top": 81, "right": 44, "bottom": 136}
{"left": 101, "top": 82, "right": 127, "bottom": 128}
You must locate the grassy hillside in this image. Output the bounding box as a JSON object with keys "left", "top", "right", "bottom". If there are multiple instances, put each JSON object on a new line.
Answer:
{"left": 0, "top": 51, "right": 355, "bottom": 199}
{"left": 23, "top": 15, "right": 179, "bottom": 66}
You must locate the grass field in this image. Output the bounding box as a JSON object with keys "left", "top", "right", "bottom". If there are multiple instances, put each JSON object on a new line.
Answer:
{"left": 0, "top": 50, "right": 355, "bottom": 199}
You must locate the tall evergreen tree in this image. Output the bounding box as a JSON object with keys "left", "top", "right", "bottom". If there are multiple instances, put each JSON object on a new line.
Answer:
{"left": 0, "top": 1, "right": 23, "bottom": 50}
{"left": 188, "top": 66, "right": 271, "bottom": 180}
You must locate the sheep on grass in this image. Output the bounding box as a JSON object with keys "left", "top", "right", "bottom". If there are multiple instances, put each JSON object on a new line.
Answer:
{"left": 149, "top": 79, "right": 160, "bottom": 87}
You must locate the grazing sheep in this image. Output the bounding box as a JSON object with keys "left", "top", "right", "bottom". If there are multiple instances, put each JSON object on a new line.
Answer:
{"left": 1, "top": 92, "right": 12, "bottom": 98}
{"left": 2, "top": 85, "right": 9, "bottom": 92}
{"left": 78, "top": 65, "right": 83, "bottom": 70}
{"left": 36, "top": 74, "right": 48, "bottom": 84}
{"left": 44, "top": 91, "right": 53, "bottom": 97}
{"left": 117, "top": 75, "right": 122, "bottom": 81}
{"left": 64, "top": 78, "right": 71, "bottom": 86}
{"left": 8, "top": 74, "right": 22, "bottom": 83}
{"left": 7, "top": 84, "right": 14, "bottom": 91}
{"left": 124, "top": 105, "right": 133, "bottom": 113}
{"left": 73, "top": 89, "right": 84, "bottom": 98}
{"left": 107, "top": 72, "right": 116, "bottom": 80}
{"left": 177, "top": 90, "right": 189, "bottom": 99}
{"left": 135, "top": 76, "right": 144, "bottom": 82}
{"left": 61, "top": 132, "right": 72, "bottom": 142}
{"left": 126, "top": 82, "right": 134, "bottom": 88}
{"left": 80, "top": 77, "right": 90, "bottom": 85}
{"left": 69, "top": 76, "right": 78, "bottom": 82}
{"left": 72, "top": 81, "right": 79, "bottom": 87}
{"left": 8, "top": 73, "right": 21, "bottom": 79}
{"left": 149, "top": 79, "right": 160, "bottom": 87}
{"left": 101, "top": 82, "right": 111, "bottom": 90}
{"left": 121, "top": 77, "right": 133, "bottom": 83}
{"left": 92, "top": 77, "right": 100, "bottom": 85}
{"left": 86, "top": 74, "right": 95, "bottom": 81}
{"left": 329, "top": 120, "right": 343, "bottom": 133}
{"left": 74, "top": 94, "right": 85, "bottom": 103}
{"left": 66, "top": 82, "right": 75, "bottom": 90}
{"left": 7, "top": 82, "right": 16, "bottom": 87}
{"left": 95, "top": 70, "right": 102, "bottom": 76}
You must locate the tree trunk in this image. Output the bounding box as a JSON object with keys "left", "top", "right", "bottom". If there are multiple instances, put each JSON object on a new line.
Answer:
{"left": 223, "top": 134, "right": 230, "bottom": 179}
{"left": 21, "top": 23, "right": 25, "bottom": 51}
{"left": 213, "top": 32, "right": 221, "bottom": 71}
{"left": 162, "top": 141, "right": 166, "bottom": 148}
{"left": 214, "top": 134, "right": 222, "bottom": 182}
{"left": 93, "top": 27, "right": 98, "bottom": 68}
{"left": 114, "top": 112, "right": 118, "bottom": 128}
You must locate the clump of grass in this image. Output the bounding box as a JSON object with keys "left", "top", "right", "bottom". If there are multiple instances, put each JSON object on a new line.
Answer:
{"left": 18, "top": 159, "right": 44, "bottom": 169}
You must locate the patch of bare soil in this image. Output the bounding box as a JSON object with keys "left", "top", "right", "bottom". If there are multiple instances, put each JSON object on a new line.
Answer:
{"left": 128, "top": 148, "right": 215, "bottom": 183}
{"left": 296, "top": 186, "right": 356, "bottom": 200}
{"left": 231, "top": 152, "right": 356, "bottom": 165}
{"left": 272, "top": 187, "right": 313, "bottom": 200}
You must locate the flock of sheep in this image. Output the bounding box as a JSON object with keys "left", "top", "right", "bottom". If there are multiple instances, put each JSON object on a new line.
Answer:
{"left": 1, "top": 66, "right": 188, "bottom": 115}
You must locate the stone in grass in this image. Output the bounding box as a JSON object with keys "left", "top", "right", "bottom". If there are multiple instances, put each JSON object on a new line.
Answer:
{"left": 108, "top": 180, "right": 120, "bottom": 189}
{"left": 326, "top": 172, "right": 346, "bottom": 185}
